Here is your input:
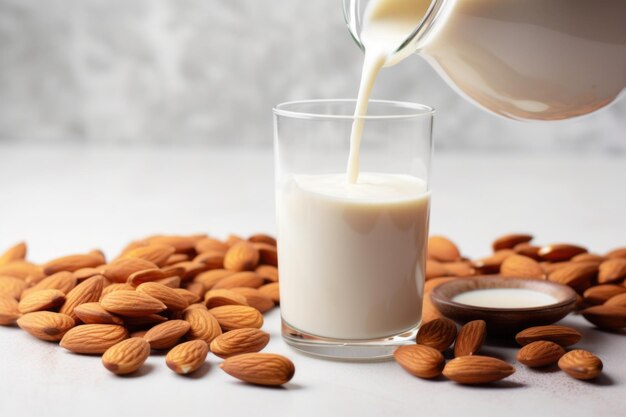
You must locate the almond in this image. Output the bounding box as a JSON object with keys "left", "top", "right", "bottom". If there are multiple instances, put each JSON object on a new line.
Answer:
{"left": 220, "top": 353, "right": 295, "bottom": 386}
{"left": 100, "top": 283, "right": 135, "bottom": 300}
{"left": 103, "top": 258, "right": 158, "bottom": 283}
{"left": 548, "top": 262, "right": 598, "bottom": 290}
{"left": 224, "top": 242, "right": 260, "bottom": 272}
{"left": 583, "top": 285, "right": 626, "bottom": 305}
{"left": 605, "top": 292, "right": 626, "bottom": 308}
{"left": 517, "top": 341, "right": 565, "bottom": 367}
{"left": 23, "top": 271, "right": 76, "bottom": 298}
{"left": 127, "top": 268, "right": 166, "bottom": 287}
{"left": 415, "top": 317, "right": 457, "bottom": 351}
{"left": 513, "top": 243, "right": 542, "bottom": 260}
{"left": 539, "top": 244, "right": 587, "bottom": 262}
{"left": 492, "top": 233, "right": 533, "bottom": 251}
{"left": 209, "top": 305, "right": 264, "bottom": 331}
{"left": 147, "top": 235, "right": 204, "bottom": 253}
{"left": 194, "top": 269, "right": 234, "bottom": 291}
{"left": 230, "top": 287, "right": 274, "bottom": 313}
{"left": 571, "top": 253, "right": 606, "bottom": 263}
{"left": 443, "top": 356, "right": 515, "bottom": 384}
{"left": 102, "top": 337, "right": 151, "bottom": 375}
{"left": 121, "top": 314, "right": 167, "bottom": 329}
{"left": 164, "top": 253, "right": 190, "bottom": 266}
{"left": 73, "top": 302, "right": 124, "bottom": 325}
{"left": 101, "top": 290, "right": 166, "bottom": 317}
{"left": 156, "top": 275, "right": 182, "bottom": 289}
{"left": 60, "top": 324, "right": 128, "bottom": 354}
{"left": 226, "top": 234, "right": 244, "bottom": 247}
{"left": 144, "top": 320, "right": 191, "bottom": 350}
{"left": 184, "top": 282, "right": 206, "bottom": 300}
{"left": 426, "top": 260, "right": 449, "bottom": 279}
{"left": 17, "top": 311, "right": 75, "bottom": 341}
{"left": 0, "top": 275, "right": 28, "bottom": 299}
{"left": 248, "top": 234, "right": 277, "bottom": 246}
{"left": 393, "top": 344, "right": 445, "bottom": 379}
{"left": 427, "top": 236, "right": 461, "bottom": 262}
{"left": 581, "top": 305, "right": 626, "bottom": 330}
{"left": 598, "top": 258, "right": 626, "bottom": 284}
{"left": 204, "top": 289, "right": 248, "bottom": 309}
{"left": 256, "top": 265, "right": 279, "bottom": 283}
{"left": 184, "top": 307, "right": 222, "bottom": 343}
{"left": 121, "top": 244, "right": 175, "bottom": 267}
{"left": 454, "top": 320, "right": 486, "bottom": 357}
{"left": 515, "top": 325, "right": 581, "bottom": 346}
{"left": 258, "top": 282, "right": 279, "bottom": 303}
{"left": 422, "top": 294, "right": 444, "bottom": 323}
{"left": 166, "top": 340, "right": 209, "bottom": 375}
{"left": 0, "top": 296, "right": 21, "bottom": 325}
{"left": 0, "top": 242, "right": 27, "bottom": 266}
{"left": 252, "top": 243, "right": 278, "bottom": 266}
{"left": 60, "top": 275, "right": 104, "bottom": 320}
{"left": 18, "top": 289, "right": 65, "bottom": 313}
{"left": 472, "top": 250, "right": 515, "bottom": 274}
{"left": 442, "top": 261, "right": 475, "bottom": 277}
{"left": 558, "top": 349, "right": 603, "bottom": 380}
{"left": 500, "top": 255, "right": 545, "bottom": 279}
{"left": 195, "top": 238, "right": 229, "bottom": 254}
{"left": 170, "top": 261, "right": 209, "bottom": 280}
{"left": 193, "top": 251, "right": 225, "bottom": 269}
{"left": 136, "top": 282, "right": 188, "bottom": 311}
{"left": 43, "top": 253, "right": 104, "bottom": 275}
{"left": 173, "top": 288, "right": 201, "bottom": 305}
{"left": 210, "top": 328, "right": 270, "bottom": 358}
{"left": 606, "top": 247, "right": 626, "bottom": 259}
{"left": 212, "top": 271, "right": 264, "bottom": 290}
{"left": 0, "top": 261, "right": 44, "bottom": 280}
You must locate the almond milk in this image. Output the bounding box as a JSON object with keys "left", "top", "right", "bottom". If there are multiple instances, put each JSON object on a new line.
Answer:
{"left": 453, "top": 289, "right": 559, "bottom": 309}
{"left": 277, "top": 173, "right": 430, "bottom": 339}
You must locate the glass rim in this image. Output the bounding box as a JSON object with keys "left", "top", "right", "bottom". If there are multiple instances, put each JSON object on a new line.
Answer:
{"left": 273, "top": 99, "right": 435, "bottom": 121}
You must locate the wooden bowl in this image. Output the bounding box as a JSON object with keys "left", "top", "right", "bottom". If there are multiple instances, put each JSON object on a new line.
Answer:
{"left": 430, "top": 276, "right": 577, "bottom": 335}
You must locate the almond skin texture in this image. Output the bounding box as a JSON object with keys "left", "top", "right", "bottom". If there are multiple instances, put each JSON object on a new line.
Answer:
{"left": 174, "top": 288, "right": 201, "bottom": 305}
{"left": 472, "top": 250, "right": 515, "bottom": 274}
{"left": 193, "top": 251, "right": 224, "bottom": 269}
{"left": 195, "top": 238, "right": 229, "bottom": 254}
{"left": 100, "top": 290, "right": 166, "bottom": 317}
{"left": 208, "top": 305, "right": 264, "bottom": 331}
{"left": 258, "top": 282, "right": 280, "bottom": 304}
{"left": 121, "top": 244, "right": 175, "bottom": 267}
{"left": 144, "top": 320, "right": 191, "bottom": 350}
{"left": 103, "top": 258, "right": 159, "bottom": 283}
{"left": 210, "top": 328, "right": 270, "bottom": 359}
{"left": 60, "top": 275, "right": 104, "bottom": 321}
{"left": 194, "top": 269, "right": 234, "bottom": 291}
{"left": 43, "top": 253, "right": 104, "bottom": 275}
{"left": 100, "top": 283, "right": 135, "bottom": 300}
{"left": 558, "top": 349, "right": 603, "bottom": 380}
{"left": 248, "top": 234, "right": 277, "bottom": 246}
{"left": 204, "top": 289, "right": 249, "bottom": 309}
{"left": 166, "top": 340, "right": 209, "bottom": 375}
{"left": 443, "top": 356, "right": 515, "bottom": 384}
{"left": 212, "top": 271, "right": 264, "bottom": 290}
{"left": 581, "top": 305, "right": 626, "bottom": 330}
{"left": 394, "top": 344, "right": 445, "bottom": 379}
{"left": 223, "top": 242, "right": 260, "bottom": 272}
{"left": 0, "top": 261, "right": 44, "bottom": 280}
{"left": 60, "top": 324, "right": 128, "bottom": 354}
{"left": 583, "top": 285, "right": 626, "bottom": 305}
{"left": 454, "top": 320, "right": 486, "bottom": 357}
{"left": 605, "top": 292, "right": 626, "bottom": 308}
{"left": 73, "top": 302, "right": 124, "bottom": 325}
{"left": 539, "top": 244, "right": 587, "bottom": 262}
{"left": 253, "top": 243, "right": 278, "bottom": 266}
{"left": 515, "top": 325, "right": 582, "bottom": 346}
{"left": 136, "top": 282, "right": 188, "bottom": 311}
{"left": 492, "top": 234, "right": 533, "bottom": 251}
{"left": 548, "top": 263, "right": 598, "bottom": 290}
{"left": 127, "top": 268, "right": 166, "bottom": 287}
{"left": 416, "top": 318, "right": 457, "bottom": 351}
{"left": 256, "top": 265, "right": 279, "bottom": 283}
{"left": 0, "top": 296, "right": 21, "bottom": 325}
{"left": 18, "top": 289, "right": 66, "bottom": 313}
{"left": 427, "top": 236, "right": 461, "bottom": 262}
{"left": 220, "top": 353, "right": 295, "bottom": 386}
{"left": 230, "top": 287, "right": 275, "bottom": 313}
{"left": 102, "top": 337, "right": 150, "bottom": 375}
{"left": 513, "top": 243, "right": 542, "bottom": 260}
{"left": 517, "top": 341, "right": 566, "bottom": 367}
{"left": 0, "top": 242, "right": 27, "bottom": 266}
{"left": 22, "top": 271, "right": 76, "bottom": 298}
{"left": 0, "top": 276, "right": 28, "bottom": 300}
{"left": 17, "top": 312, "right": 75, "bottom": 341}
{"left": 606, "top": 247, "right": 626, "bottom": 259}
{"left": 598, "top": 258, "right": 626, "bottom": 284}
{"left": 500, "top": 255, "right": 545, "bottom": 279}
{"left": 184, "top": 307, "right": 222, "bottom": 344}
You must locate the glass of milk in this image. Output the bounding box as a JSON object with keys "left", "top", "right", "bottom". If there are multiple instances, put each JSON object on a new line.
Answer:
{"left": 273, "top": 99, "right": 433, "bottom": 360}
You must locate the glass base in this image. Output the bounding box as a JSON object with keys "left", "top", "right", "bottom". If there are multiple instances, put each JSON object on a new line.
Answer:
{"left": 281, "top": 319, "right": 421, "bottom": 361}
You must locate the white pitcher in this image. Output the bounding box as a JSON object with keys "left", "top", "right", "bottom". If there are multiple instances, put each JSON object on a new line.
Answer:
{"left": 344, "top": 0, "right": 626, "bottom": 120}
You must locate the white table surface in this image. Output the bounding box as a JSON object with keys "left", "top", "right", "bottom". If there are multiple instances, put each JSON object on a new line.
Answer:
{"left": 0, "top": 145, "right": 624, "bottom": 417}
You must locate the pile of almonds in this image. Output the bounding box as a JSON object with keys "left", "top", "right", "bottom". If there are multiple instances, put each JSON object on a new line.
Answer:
{"left": 0, "top": 234, "right": 294, "bottom": 386}
{"left": 424, "top": 234, "right": 626, "bottom": 330}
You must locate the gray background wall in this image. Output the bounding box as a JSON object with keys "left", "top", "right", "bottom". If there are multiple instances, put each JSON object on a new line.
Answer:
{"left": 1, "top": 0, "right": 625, "bottom": 152}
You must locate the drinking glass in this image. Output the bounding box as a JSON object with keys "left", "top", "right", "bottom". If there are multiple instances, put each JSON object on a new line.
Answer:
{"left": 273, "top": 99, "right": 434, "bottom": 360}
